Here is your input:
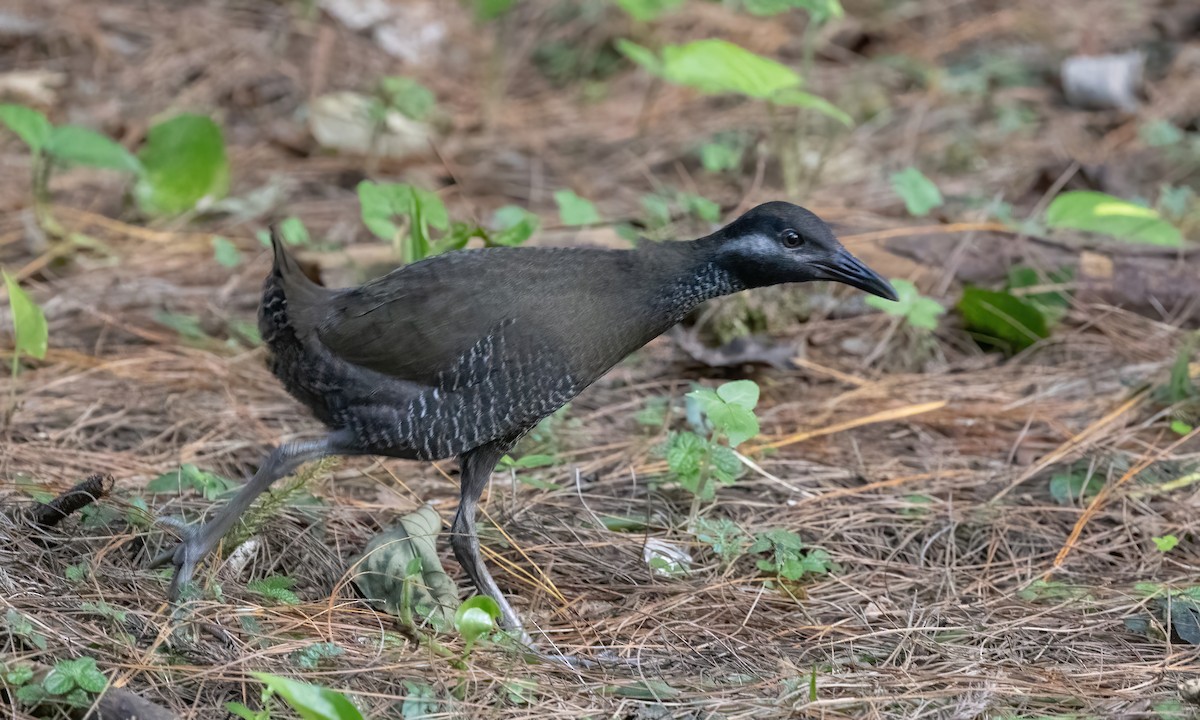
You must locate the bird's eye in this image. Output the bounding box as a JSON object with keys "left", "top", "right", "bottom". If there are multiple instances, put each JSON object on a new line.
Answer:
{"left": 781, "top": 229, "right": 803, "bottom": 249}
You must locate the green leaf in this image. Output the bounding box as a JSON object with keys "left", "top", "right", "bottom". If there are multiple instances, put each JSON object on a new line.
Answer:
{"left": 708, "top": 444, "right": 744, "bottom": 484}
{"left": 660, "top": 39, "right": 801, "bottom": 99}
{"left": 400, "top": 680, "right": 439, "bottom": 719}
{"left": 15, "top": 683, "right": 47, "bottom": 706}
{"left": 212, "top": 236, "right": 242, "bottom": 268}
{"left": 681, "top": 192, "right": 721, "bottom": 223}
{"left": 248, "top": 575, "right": 301, "bottom": 605}
{"left": 665, "top": 431, "right": 706, "bottom": 484}
{"left": 454, "top": 596, "right": 500, "bottom": 651}
{"left": 890, "top": 167, "right": 943, "bottom": 217}
{"left": 1172, "top": 420, "right": 1194, "bottom": 436}
{"left": 614, "top": 39, "right": 664, "bottom": 76}
{"left": 865, "top": 278, "right": 943, "bottom": 330}
{"left": 490, "top": 205, "right": 540, "bottom": 246}
{"left": 1045, "top": 191, "right": 1183, "bottom": 247}
{"left": 46, "top": 125, "right": 141, "bottom": 173}
{"left": 1048, "top": 469, "right": 1103, "bottom": 505}
{"left": 716, "top": 379, "right": 760, "bottom": 410}
{"left": 133, "top": 114, "right": 228, "bottom": 215}
{"left": 71, "top": 658, "right": 107, "bottom": 693}
{"left": 553, "top": 189, "right": 600, "bottom": 226}
{"left": 470, "top": 0, "right": 516, "bottom": 21}
{"left": 707, "top": 403, "right": 758, "bottom": 447}
{"left": 378, "top": 77, "right": 436, "bottom": 121}
{"left": 279, "top": 216, "right": 311, "bottom": 247}
{"left": 1139, "top": 119, "right": 1183, "bottom": 148}
{"left": 699, "top": 138, "right": 743, "bottom": 173}
{"left": 226, "top": 702, "right": 265, "bottom": 720}
{"left": 147, "top": 464, "right": 237, "bottom": 500}
{"left": 357, "top": 181, "right": 450, "bottom": 262}
{"left": 770, "top": 87, "right": 853, "bottom": 126}
{"left": 614, "top": 0, "right": 685, "bottom": 22}
{"left": 5, "top": 665, "right": 34, "bottom": 685}
{"left": 692, "top": 517, "right": 750, "bottom": 564}
{"left": 358, "top": 180, "right": 400, "bottom": 241}
{"left": 4, "top": 270, "right": 49, "bottom": 360}
{"left": 1153, "top": 535, "right": 1180, "bottom": 553}
{"left": 43, "top": 667, "right": 76, "bottom": 695}
{"left": 0, "top": 104, "right": 52, "bottom": 153}
{"left": 743, "top": 0, "right": 844, "bottom": 22}
{"left": 252, "top": 673, "right": 365, "bottom": 720}
{"left": 1006, "top": 266, "right": 1072, "bottom": 325}
{"left": 957, "top": 286, "right": 1049, "bottom": 353}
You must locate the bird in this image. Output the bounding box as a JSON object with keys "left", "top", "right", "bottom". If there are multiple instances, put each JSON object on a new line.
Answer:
{"left": 152, "top": 201, "right": 897, "bottom": 636}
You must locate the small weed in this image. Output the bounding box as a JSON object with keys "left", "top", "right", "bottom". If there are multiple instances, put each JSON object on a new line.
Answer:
{"left": 4, "top": 609, "right": 48, "bottom": 650}
{"left": 554, "top": 189, "right": 600, "bottom": 226}
{"left": 289, "top": 642, "right": 344, "bottom": 670}
{"left": 1048, "top": 466, "right": 1104, "bottom": 505}
{"left": 661, "top": 380, "right": 759, "bottom": 519}
{"left": 3, "top": 270, "right": 48, "bottom": 417}
{"left": 247, "top": 672, "right": 365, "bottom": 720}
{"left": 15, "top": 656, "right": 108, "bottom": 709}
{"left": 147, "top": 464, "right": 238, "bottom": 501}
{"left": 866, "top": 278, "right": 944, "bottom": 331}
{"left": 750, "top": 529, "right": 835, "bottom": 583}
{"left": 692, "top": 516, "right": 752, "bottom": 567}
{"left": 697, "top": 132, "right": 748, "bottom": 174}
{"left": 0, "top": 103, "right": 140, "bottom": 235}
{"left": 890, "top": 167, "right": 943, "bottom": 217}
{"left": 1152, "top": 535, "right": 1179, "bottom": 553}
{"left": 371, "top": 76, "right": 436, "bottom": 122}
{"left": 247, "top": 575, "right": 301, "bottom": 605}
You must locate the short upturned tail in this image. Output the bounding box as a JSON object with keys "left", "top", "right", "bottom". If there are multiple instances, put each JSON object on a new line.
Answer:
{"left": 260, "top": 226, "right": 334, "bottom": 346}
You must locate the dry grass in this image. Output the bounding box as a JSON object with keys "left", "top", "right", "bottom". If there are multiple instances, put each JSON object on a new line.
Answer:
{"left": 2, "top": 0, "right": 1199, "bottom": 718}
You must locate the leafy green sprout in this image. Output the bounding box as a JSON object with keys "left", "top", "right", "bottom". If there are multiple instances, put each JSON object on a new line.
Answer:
{"left": 553, "top": 189, "right": 601, "bottom": 226}
{"left": 0, "top": 104, "right": 140, "bottom": 234}
{"left": 890, "top": 167, "right": 944, "bottom": 217}
{"left": 615, "top": 35, "right": 851, "bottom": 194}
{"left": 239, "top": 672, "right": 366, "bottom": 720}
{"left": 865, "top": 278, "right": 944, "bottom": 331}
{"left": 358, "top": 181, "right": 539, "bottom": 263}
{"left": 454, "top": 595, "right": 502, "bottom": 658}
{"left": 663, "top": 380, "right": 759, "bottom": 521}
{"left": 14, "top": 656, "right": 108, "bottom": 709}
{"left": 3, "top": 270, "right": 49, "bottom": 413}
{"left": 247, "top": 575, "right": 302, "bottom": 605}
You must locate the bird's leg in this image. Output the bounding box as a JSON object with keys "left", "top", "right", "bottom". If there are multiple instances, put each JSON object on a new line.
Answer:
{"left": 450, "top": 441, "right": 532, "bottom": 642}
{"left": 151, "top": 436, "right": 340, "bottom": 600}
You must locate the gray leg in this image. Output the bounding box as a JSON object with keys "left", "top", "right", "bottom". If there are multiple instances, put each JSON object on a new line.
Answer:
{"left": 451, "top": 441, "right": 529, "bottom": 638}
{"left": 151, "top": 436, "right": 341, "bottom": 600}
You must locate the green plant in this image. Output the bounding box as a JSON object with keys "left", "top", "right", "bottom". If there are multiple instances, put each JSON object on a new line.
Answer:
{"left": 454, "top": 596, "right": 501, "bottom": 658}
{"left": 133, "top": 113, "right": 229, "bottom": 216}
{"left": 639, "top": 190, "right": 720, "bottom": 235}
{"left": 247, "top": 672, "right": 365, "bottom": 720}
{"left": 1048, "top": 466, "right": 1103, "bottom": 505}
{"left": 614, "top": 0, "right": 684, "bottom": 22}
{"left": 247, "top": 575, "right": 301, "bottom": 605}
{"left": 4, "top": 609, "right": 48, "bottom": 650}
{"left": 0, "top": 104, "right": 141, "bottom": 235}
{"left": 1139, "top": 119, "right": 1184, "bottom": 148}
{"left": 359, "top": 182, "right": 537, "bottom": 263}
{"left": 372, "top": 76, "right": 436, "bottom": 122}
{"left": 890, "top": 167, "right": 943, "bottom": 217}
{"left": 212, "top": 236, "right": 242, "bottom": 268}
{"left": 958, "top": 286, "right": 1049, "bottom": 355}
{"left": 1045, "top": 191, "right": 1183, "bottom": 247}
{"left": 865, "top": 278, "right": 944, "bottom": 331}
{"left": 692, "top": 516, "right": 752, "bottom": 567}
{"left": 147, "top": 464, "right": 238, "bottom": 501}
{"left": 290, "top": 642, "right": 344, "bottom": 670}
{"left": 553, "top": 189, "right": 600, "bottom": 226}
{"left": 697, "top": 132, "right": 747, "bottom": 174}
{"left": 662, "top": 380, "right": 759, "bottom": 521}
{"left": 3, "top": 270, "right": 48, "bottom": 414}
{"left": 617, "top": 39, "right": 848, "bottom": 125}
{"left": 14, "top": 656, "right": 109, "bottom": 708}
{"left": 1152, "top": 535, "right": 1179, "bottom": 553}
{"left": 617, "top": 36, "right": 849, "bottom": 193}
{"left": 749, "top": 529, "right": 835, "bottom": 583}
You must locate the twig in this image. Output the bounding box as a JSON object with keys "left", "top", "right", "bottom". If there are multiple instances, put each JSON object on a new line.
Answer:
{"left": 29, "top": 473, "right": 115, "bottom": 529}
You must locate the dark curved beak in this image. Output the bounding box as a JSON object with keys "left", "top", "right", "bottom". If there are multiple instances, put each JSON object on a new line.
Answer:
{"left": 815, "top": 249, "right": 898, "bottom": 301}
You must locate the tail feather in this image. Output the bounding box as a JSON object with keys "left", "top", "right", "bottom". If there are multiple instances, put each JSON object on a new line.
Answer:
{"left": 266, "top": 225, "right": 333, "bottom": 339}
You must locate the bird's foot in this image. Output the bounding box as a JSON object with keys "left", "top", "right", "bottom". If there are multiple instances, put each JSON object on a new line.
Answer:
{"left": 148, "top": 519, "right": 221, "bottom": 601}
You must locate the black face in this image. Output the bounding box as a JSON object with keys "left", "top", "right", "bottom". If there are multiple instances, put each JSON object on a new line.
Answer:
{"left": 713, "top": 201, "right": 898, "bottom": 301}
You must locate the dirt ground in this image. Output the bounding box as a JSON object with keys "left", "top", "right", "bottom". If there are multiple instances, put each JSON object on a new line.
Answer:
{"left": 2, "top": 0, "right": 1199, "bottom": 718}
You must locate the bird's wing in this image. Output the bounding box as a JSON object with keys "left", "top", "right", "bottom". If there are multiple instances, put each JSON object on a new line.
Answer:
{"left": 314, "top": 252, "right": 531, "bottom": 387}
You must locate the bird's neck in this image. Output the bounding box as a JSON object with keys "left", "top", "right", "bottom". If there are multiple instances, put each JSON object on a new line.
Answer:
{"left": 641, "top": 235, "right": 745, "bottom": 324}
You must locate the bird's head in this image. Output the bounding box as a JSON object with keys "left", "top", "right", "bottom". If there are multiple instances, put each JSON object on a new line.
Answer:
{"left": 710, "top": 201, "right": 898, "bottom": 301}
